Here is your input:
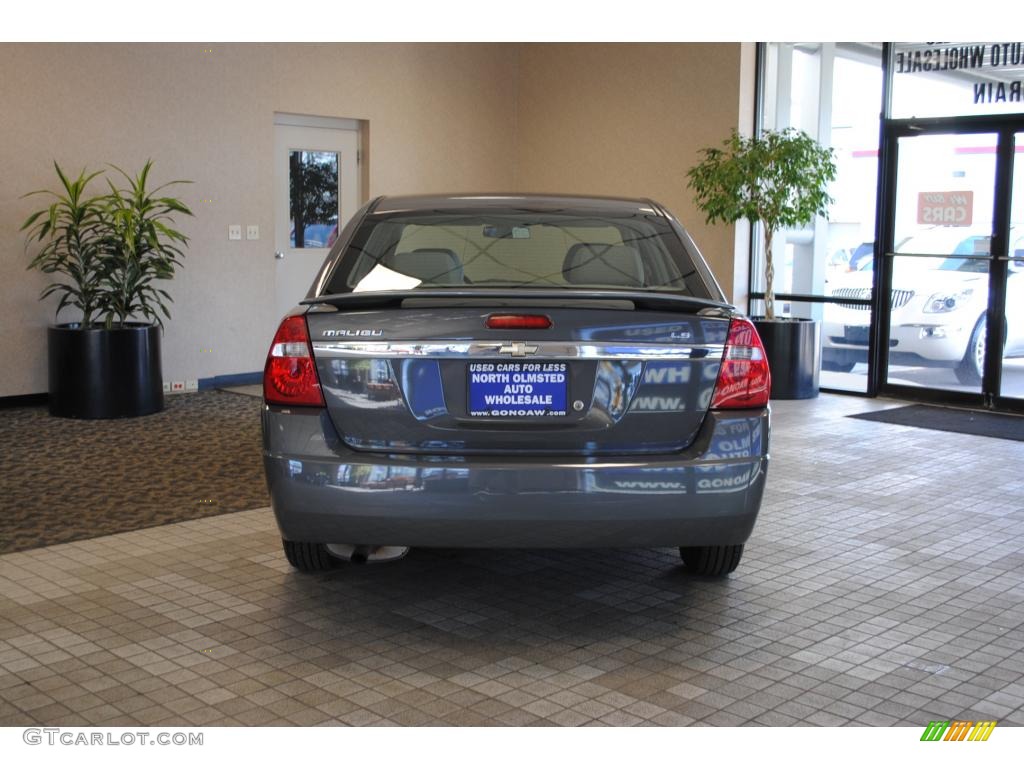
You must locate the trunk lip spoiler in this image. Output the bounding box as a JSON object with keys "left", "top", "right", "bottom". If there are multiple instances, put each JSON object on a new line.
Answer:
{"left": 301, "top": 288, "right": 734, "bottom": 315}
{"left": 309, "top": 339, "right": 725, "bottom": 361}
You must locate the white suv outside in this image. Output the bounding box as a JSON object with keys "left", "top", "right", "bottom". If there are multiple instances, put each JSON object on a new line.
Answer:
{"left": 823, "top": 227, "right": 1024, "bottom": 385}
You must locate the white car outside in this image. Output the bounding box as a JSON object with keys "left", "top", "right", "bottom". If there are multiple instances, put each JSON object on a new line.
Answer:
{"left": 823, "top": 227, "right": 1024, "bottom": 385}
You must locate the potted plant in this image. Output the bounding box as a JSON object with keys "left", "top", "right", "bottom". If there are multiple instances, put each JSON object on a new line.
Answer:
{"left": 688, "top": 128, "right": 837, "bottom": 399}
{"left": 22, "top": 161, "right": 192, "bottom": 418}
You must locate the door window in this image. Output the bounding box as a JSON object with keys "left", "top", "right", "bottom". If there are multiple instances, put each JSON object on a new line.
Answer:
{"left": 999, "top": 135, "right": 1024, "bottom": 400}
{"left": 288, "top": 150, "right": 339, "bottom": 249}
{"left": 884, "top": 133, "right": 997, "bottom": 394}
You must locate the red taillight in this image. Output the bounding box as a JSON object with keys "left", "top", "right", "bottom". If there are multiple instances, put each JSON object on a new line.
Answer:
{"left": 485, "top": 314, "right": 552, "bottom": 330}
{"left": 710, "top": 317, "right": 771, "bottom": 409}
{"left": 263, "top": 315, "right": 325, "bottom": 407}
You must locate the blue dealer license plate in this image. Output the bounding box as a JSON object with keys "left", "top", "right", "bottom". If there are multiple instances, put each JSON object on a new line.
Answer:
{"left": 468, "top": 362, "right": 568, "bottom": 417}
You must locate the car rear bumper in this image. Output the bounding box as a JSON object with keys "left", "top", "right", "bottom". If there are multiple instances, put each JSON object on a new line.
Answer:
{"left": 262, "top": 406, "right": 769, "bottom": 548}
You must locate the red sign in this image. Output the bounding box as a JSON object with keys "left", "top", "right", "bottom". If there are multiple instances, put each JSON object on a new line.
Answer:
{"left": 917, "top": 191, "right": 973, "bottom": 226}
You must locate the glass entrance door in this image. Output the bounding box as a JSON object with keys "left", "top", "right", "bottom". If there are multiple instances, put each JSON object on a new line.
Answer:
{"left": 879, "top": 124, "right": 1024, "bottom": 411}
{"left": 882, "top": 131, "right": 997, "bottom": 398}
{"left": 998, "top": 133, "right": 1024, "bottom": 405}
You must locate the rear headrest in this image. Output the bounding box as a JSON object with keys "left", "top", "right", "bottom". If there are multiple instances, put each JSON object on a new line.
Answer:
{"left": 381, "top": 249, "right": 463, "bottom": 284}
{"left": 562, "top": 243, "right": 644, "bottom": 287}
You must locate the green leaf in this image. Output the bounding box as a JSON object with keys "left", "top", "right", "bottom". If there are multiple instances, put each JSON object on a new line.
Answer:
{"left": 23, "top": 159, "right": 191, "bottom": 326}
{"left": 687, "top": 128, "right": 837, "bottom": 318}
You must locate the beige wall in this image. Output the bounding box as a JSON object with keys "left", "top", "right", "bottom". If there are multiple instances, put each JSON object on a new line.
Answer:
{"left": 0, "top": 42, "right": 753, "bottom": 398}
{"left": 0, "top": 43, "right": 519, "bottom": 397}
{"left": 514, "top": 43, "right": 753, "bottom": 300}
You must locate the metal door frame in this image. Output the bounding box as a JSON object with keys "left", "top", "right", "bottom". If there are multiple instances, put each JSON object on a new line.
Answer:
{"left": 874, "top": 113, "right": 1023, "bottom": 413}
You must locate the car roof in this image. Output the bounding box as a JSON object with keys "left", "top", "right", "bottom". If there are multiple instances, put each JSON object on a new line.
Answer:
{"left": 370, "top": 193, "right": 662, "bottom": 216}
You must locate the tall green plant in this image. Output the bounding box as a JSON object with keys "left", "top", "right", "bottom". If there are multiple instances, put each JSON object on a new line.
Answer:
{"left": 687, "top": 128, "right": 837, "bottom": 320}
{"left": 100, "top": 161, "right": 193, "bottom": 329}
{"left": 21, "top": 164, "right": 109, "bottom": 328}
{"left": 22, "top": 160, "right": 193, "bottom": 330}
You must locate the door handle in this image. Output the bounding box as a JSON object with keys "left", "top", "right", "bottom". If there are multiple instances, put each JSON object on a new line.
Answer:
{"left": 275, "top": 251, "right": 285, "bottom": 260}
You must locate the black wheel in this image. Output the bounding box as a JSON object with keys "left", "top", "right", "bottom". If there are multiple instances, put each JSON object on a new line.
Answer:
{"left": 282, "top": 540, "right": 337, "bottom": 572}
{"left": 822, "top": 359, "right": 856, "bottom": 373}
{"left": 679, "top": 544, "right": 744, "bottom": 576}
{"left": 821, "top": 351, "right": 856, "bottom": 373}
{"left": 954, "top": 316, "right": 986, "bottom": 387}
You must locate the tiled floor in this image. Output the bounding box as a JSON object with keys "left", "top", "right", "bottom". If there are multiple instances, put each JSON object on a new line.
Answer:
{"left": 1, "top": 394, "right": 1023, "bottom": 727}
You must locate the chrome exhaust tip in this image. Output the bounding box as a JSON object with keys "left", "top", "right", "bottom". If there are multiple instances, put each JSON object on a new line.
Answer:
{"left": 325, "top": 543, "right": 410, "bottom": 564}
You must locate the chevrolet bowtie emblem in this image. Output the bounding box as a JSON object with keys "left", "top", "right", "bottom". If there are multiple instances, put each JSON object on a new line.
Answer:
{"left": 498, "top": 341, "right": 539, "bottom": 357}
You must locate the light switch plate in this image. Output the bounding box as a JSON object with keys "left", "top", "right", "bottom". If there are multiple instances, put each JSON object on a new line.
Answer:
{"left": 228, "top": 224, "right": 242, "bottom": 240}
{"left": 171, "top": 381, "right": 186, "bottom": 393}
{"left": 246, "top": 225, "right": 259, "bottom": 240}
{"left": 185, "top": 379, "right": 199, "bottom": 392}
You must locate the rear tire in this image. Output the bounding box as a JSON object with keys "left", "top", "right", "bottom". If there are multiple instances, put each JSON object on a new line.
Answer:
{"left": 282, "top": 540, "right": 337, "bottom": 572}
{"left": 954, "top": 315, "right": 986, "bottom": 387}
{"left": 679, "top": 544, "right": 743, "bottom": 576}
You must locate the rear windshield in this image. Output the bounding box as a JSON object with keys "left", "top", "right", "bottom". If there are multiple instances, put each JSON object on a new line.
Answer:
{"left": 322, "top": 210, "right": 714, "bottom": 298}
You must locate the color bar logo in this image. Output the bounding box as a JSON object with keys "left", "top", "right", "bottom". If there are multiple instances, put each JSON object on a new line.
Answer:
{"left": 920, "top": 720, "right": 997, "bottom": 741}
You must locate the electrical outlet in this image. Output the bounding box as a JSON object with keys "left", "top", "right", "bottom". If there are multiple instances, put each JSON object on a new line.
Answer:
{"left": 171, "top": 381, "right": 186, "bottom": 393}
{"left": 228, "top": 224, "right": 242, "bottom": 241}
{"left": 163, "top": 381, "right": 171, "bottom": 393}
{"left": 186, "top": 379, "right": 199, "bottom": 392}
{"left": 246, "top": 225, "right": 259, "bottom": 240}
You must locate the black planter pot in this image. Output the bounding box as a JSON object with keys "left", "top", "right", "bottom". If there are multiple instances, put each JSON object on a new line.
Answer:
{"left": 47, "top": 323, "right": 164, "bottom": 419}
{"left": 752, "top": 317, "right": 820, "bottom": 400}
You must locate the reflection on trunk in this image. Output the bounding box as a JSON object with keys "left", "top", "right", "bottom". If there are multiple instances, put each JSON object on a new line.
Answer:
{"left": 307, "top": 306, "right": 729, "bottom": 456}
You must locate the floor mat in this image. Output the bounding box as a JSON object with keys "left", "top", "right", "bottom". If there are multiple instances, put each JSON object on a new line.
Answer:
{"left": 0, "top": 391, "right": 269, "bottom": 554}
{"left": 849, "top": 404, "right": 1024, "bottom": 442}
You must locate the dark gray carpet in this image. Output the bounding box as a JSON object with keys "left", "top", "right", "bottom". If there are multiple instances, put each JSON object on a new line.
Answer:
{"left": 0, "top": 391, "right": 268, "bottom": 554}
{"left": 849, "top": 404, "right": 1024, "bottom": 442}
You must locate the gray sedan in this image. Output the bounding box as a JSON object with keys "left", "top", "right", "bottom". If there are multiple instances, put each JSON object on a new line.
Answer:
{"left": 262, "top": 194, "right": 770, "bottom": 576}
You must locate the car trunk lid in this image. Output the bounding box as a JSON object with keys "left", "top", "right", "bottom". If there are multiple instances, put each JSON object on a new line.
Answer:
{"left": 305, "top": 293, "right": 731, "bottom": 456}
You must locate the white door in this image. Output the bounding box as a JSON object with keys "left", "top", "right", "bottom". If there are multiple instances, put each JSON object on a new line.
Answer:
{"left": 274, "top": 121, "right": 360, "bottom": 321}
